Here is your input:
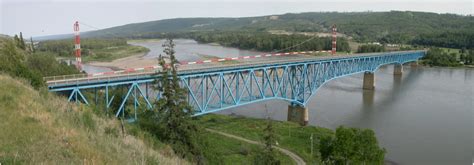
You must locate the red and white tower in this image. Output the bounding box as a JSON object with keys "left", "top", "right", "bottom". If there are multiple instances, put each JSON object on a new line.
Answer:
{"left": 331, "top": 24, "right": 337, "bottom": 55}
{"left": 74, "top": 21, "right": 82, "bottom": 70}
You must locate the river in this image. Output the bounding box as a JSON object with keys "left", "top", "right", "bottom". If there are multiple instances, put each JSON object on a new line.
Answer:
{"left": 85, "top": 39, "right": 474, "bottom": 164}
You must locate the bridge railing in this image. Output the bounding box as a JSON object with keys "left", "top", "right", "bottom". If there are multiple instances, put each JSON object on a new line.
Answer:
{"left": 43, "top": 73, "right": 89, "bottom": 82}
{"left": 43, "top": 70, "right": 159, "bottom": 86}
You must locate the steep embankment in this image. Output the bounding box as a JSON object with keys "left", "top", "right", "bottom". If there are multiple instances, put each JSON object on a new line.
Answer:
{"left": 0, "top": 75, "right": 184, "bottom": 164}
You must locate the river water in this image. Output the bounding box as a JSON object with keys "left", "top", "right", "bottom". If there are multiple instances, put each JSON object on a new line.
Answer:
{"left": 85, "top": 39, "right": 473, "bottom": 164}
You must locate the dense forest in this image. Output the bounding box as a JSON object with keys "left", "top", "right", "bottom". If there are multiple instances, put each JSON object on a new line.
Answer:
{"left": 411, "top": 31, "right": 474, "bottom": 49}
{"left": 37, "top": 38, "right": 128, "bottom": 57}
{"left": 187, "top": 32, "right": 351, "bottom": 52}
{"left": 36, "top": 38, "right": 148, "bottom": 62}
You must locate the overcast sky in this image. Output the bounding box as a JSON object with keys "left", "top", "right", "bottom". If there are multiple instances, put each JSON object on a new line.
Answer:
{"left": 1, "top": 0, "right": 472, "bottom": 38}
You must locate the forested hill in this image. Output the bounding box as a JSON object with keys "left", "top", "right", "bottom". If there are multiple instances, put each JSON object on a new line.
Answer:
{"left": 80, "top": 11, "right": 473, "bottom": 46}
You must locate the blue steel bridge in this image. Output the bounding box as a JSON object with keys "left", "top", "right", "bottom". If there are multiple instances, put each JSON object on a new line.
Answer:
{"left": 45, "top": 50, "right": 425, "bottom": 124}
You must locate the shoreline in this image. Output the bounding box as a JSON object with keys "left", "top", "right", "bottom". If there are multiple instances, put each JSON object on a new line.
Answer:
{"left": 85, "top": 52, "right": 159, "bottom": 70}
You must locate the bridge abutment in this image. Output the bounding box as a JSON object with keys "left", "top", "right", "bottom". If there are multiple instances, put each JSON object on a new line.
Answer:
{"left": 363, "top": 71, "right": 375, "bottom": 90}
{"left": 410, "top": 61, "right": 418, "bottom": 67}
{"left": 394, "top": 64, "right": 403, "bottom": 75}
{"left": 287, "top": 104, "right": 309, "bottom": 126}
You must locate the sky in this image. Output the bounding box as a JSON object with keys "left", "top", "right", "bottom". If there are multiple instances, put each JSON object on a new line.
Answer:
{"left": 1, "top": 0, "right": 472, "bottom": 38}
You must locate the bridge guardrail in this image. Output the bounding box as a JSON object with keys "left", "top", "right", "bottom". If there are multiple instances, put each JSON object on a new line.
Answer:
{"left": 43, "top": 73, "right": 89, "bottom": 82}
{"left": 44, "top": 69, "right": 160, "bottom": 86}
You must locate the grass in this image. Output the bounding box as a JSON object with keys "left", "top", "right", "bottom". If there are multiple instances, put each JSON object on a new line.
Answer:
{"left": 122, "top": 117, "right": 295, "bottom": 164}
{"left": 82, "top": 45, "right": 149, "bottom": 62}
{"left": 196, "top": 114, "right": 335, "bottom": 164}
{"left": 0, "top": 74, "right": 184, "bottom": 164}
{"left": 200, "top": 131, "right": 295, "bottom": 164}
{"left": 88, "top": 85, "right": 294, "bottom": 164}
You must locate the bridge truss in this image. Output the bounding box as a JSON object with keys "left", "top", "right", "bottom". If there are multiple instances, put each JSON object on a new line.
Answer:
{"left": 48, "top": 51, "right": 425, "bottom": 119}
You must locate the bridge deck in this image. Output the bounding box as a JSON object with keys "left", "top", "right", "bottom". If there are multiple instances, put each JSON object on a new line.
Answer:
{"left": 45, "top": 50, "right": 424, "bottom": 87}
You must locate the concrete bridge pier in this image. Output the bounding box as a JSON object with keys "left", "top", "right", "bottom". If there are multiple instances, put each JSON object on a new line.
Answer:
{"left": 394, "top": 64, "right": 403, "bottom": 75}
{"left": 287, "top": 104, "right": 309, "bottom": 126}
{"left": 363, "top": 71, "right": 375, "bottom": 90}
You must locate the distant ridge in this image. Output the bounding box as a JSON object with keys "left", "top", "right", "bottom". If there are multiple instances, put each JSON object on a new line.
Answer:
{"left": 37, "top": 11, "right": 473, "bottom": 43}
{"left": 33, "top": 33, "right": 74, "bottom": 41}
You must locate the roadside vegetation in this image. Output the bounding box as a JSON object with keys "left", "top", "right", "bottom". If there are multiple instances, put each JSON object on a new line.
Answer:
{"left": 36, "top": 38, "right": 149, "bottom": 62}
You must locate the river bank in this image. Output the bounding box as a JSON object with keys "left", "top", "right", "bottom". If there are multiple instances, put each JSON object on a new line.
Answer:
{"left": 86, "top": 52, "right": 157, "bottom": 70}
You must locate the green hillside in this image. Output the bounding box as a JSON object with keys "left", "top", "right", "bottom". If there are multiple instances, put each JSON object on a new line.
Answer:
{"left": 0, "top": 74, "right": 185, "bottom": 164}
{"left": 82, "top": 11, "right": 473, "bottom": 48}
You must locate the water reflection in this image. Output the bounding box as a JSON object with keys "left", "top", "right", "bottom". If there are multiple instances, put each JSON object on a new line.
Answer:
{"left": 362, "top": 90, "right": 374, "bottom": 106}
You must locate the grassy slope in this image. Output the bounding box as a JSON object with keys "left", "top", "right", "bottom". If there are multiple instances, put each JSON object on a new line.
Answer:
{"left": 196, "top": 114, "right": 334, "bottom": 164}
{"left": 125, "top": 118, "right": 294, "bottom": 164}
{"left": 0, "top": 75, "right": 183, "bottom": 164}
{"left": 201, "top": 131, "right": 294, "bottom": 164}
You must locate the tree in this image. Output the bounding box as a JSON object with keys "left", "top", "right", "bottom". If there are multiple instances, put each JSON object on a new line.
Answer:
{"left": 138, "top": 38, "right": 203, "bottom": 163}
{"left": 30, "top": 37, "right": 35, "bottom": 53}
{"left": 19, "top": 32, "right": 26, "bottom": 50}
{"left": 13, "top": 35, "right": 20, "bottom": 48}
{"left": 422, "top": 48, "right": 461, "bottom": 67}
{"left": 357, "top": 44, "right": 385, "bottom": 53}
{"left": 319, "top": 126, "right": 385, "bottom": 164}
{"left": 0, "top": 40, "right": 42, "bottom": 89}
{"left": 254, "top": 107, "right": 280, "bottom": 165}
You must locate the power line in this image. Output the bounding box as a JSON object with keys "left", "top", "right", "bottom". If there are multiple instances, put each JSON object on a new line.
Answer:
{"left": 78, "top": 21, "right": 124, "bottom": 38}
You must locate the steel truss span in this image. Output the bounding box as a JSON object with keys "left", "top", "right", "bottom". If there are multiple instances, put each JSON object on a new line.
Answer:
{"left": 47, "top": 51, "right": 425, "bottom": 119}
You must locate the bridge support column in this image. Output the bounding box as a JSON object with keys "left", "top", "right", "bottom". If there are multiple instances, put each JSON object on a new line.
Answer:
{"left": 394, "top": 64, "right": 403, "bottom": 75}
{"left": 287, "top": 104, "right": 308, "bottom": 126}
{"left": 363, "top": 72, "right": 375, "bottom": 90}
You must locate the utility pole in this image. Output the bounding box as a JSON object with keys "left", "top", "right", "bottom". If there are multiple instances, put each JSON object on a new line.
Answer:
{"left": 310, "top": 133, "right": 314, "bottom": 155}
{"left": 332, "top": 24, "right": 337, "bottom": 55}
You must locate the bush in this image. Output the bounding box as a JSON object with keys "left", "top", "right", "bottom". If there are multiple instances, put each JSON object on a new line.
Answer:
{"left": 357, "top": 44, "right": 385, "bottom": 53}
{"left": 0, "top": 40, "right": 44, "bottom": 89}
{"left": 26, "top": 52, "right": 79, "bottom": 76}
{"left": 422, "top": 48, "right": 462, "bottom": 67}
{"left": 320, "top": 126, "right": 386, "bottom": 164}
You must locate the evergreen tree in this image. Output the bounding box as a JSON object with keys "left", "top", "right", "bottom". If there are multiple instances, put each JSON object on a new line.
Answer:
{"left": 13, "top": 35, "right": 20, "bottom": 48}
{"left": 254, "top": 115, "right": 280, "bottom": 165}
{"left": 30, "top": 37, "right": 35, "bottom": 53}
{"left": 19, "top": 32, "right": 26, "bottom": 50}
{"left": 138, "top": 38, "right": 203, "bottom": 163}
